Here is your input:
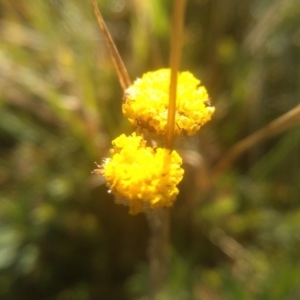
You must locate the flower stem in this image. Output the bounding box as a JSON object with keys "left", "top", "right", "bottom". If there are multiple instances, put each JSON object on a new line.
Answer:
{"left": 147, "top": 208, "right": 170, "bottom": 299}
{"left": 166, "top": 0, "right": 187, "bottom": 149}
{"left": 91, "top": 0, "right": 131, "bottom": 91}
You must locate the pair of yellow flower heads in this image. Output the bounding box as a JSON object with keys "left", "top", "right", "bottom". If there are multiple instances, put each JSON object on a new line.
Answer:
{"left": 94, "top": 69, "right": 214, "bottom": 214}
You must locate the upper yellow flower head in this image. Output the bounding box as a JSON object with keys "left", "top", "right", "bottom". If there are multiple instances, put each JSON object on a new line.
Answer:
{"left": 94, "top": 133, "right": 184, "bottom": 215}
{"left": 123, "top": 69, "right": 215, "bottom": 136}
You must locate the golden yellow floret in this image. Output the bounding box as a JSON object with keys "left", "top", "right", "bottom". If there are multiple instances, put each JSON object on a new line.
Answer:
{"left": 93, "top": 133, "right": 184, "bottom": 215}
{"left": 122, "top": 69, "right": 215, "bottom": 136}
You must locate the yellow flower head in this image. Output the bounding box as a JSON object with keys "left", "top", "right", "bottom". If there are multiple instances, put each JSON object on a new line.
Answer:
{"left": 123, "top": 69, "right": 215, "bottom": 136}
{"left": 94, "top": 133, "right": 184, "bottom": 215}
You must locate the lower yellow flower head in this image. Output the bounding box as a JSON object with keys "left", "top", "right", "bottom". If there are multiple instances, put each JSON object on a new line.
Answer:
{"left": 94, "top": 133, "right": 184, "bottom": 215}
{"left": 123, "top": 69, "right": 215, "bottom": 136}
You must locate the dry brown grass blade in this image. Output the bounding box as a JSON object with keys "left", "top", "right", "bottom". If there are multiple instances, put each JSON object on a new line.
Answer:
{"left": 91, "top": 0, "right": 131, "bottom": 91}
{"left": 212, "top": 104, "right": 300, "bottom": 177}
{"left": 166, "top": 0, "right": 186, "bottom": 149}
{"left": 243, "top": 0, "right": 295, "bottom": 55}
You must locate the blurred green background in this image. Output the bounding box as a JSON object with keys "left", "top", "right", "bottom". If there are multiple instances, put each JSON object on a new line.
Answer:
{"left": 1, "top": 0, "right": 300, "bottom": 299}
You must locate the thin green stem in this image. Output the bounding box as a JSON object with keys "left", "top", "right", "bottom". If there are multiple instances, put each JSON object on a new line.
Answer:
{"left": 147, "top": 208, "right": 170, "bottom": 300}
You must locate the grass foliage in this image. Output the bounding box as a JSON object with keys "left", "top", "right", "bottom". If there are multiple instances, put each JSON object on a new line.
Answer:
{"left": 0, "top": 0, "right": 300, "bottom": 299}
